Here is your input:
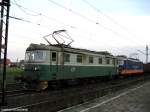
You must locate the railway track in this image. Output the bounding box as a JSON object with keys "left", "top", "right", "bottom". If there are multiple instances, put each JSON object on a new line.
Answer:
{"left": 0, "top": 82, "right": 24, "bottom": 91}
{"left": 0, "top": 89, "right": 33, "bottom": 98}
{"left": 1, "top": 74, "right": 149, "bottom": 112}
{"left": 0, "top": 89, "right": 37, "bottom": 98}
{"left": 0, "top": 82, "right": 27, "bottom": 98}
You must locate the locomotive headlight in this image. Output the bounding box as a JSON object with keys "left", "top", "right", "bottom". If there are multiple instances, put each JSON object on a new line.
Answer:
{"left": 34, "top": 66, "right": 40, "bottom": 71}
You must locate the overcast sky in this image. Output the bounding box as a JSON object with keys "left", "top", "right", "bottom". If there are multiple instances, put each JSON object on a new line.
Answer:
{"left": 7, "top": 0, "right": 150, "bottom": 62}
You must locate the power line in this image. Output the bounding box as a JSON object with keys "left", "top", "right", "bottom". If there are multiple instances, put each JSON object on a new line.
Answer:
{"left": 13, "top": 0, "right": 41, "bottom": 16}
{"left": 12, "top": 0, "right": 141, "bottom": 47}
{"left": 82, "top": 0, "right": 129, "bottom": 30}
{"left": 9, "top": 15, "right": 31, "bottom": 23}
{"left": 9, "top": 15, "right": 63, "bottom": 31}
{"left": 11, "top": 3, "right": 142, "bottom": 60}
{"left": 11, "top": 0, "right": 76, "bottom": 29}
{"left": 47, "top": 0, "right": 144, "bottom": 47}
{"left": 11, "top": 1, "right": 96, "bottom": 40}
{"left": 47, "top": 0, "right": 146, "bottom": 60}
{"left": 81, "top": 0, "right": 145, "bottom": 45}
{"left": 11, "top": 1, "right": 121, "bottom": 47}
{"left": 10, "top": 0, "right": 145, "bottom": 56}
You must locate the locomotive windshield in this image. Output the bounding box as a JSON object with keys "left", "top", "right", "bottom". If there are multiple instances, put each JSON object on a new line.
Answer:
{"left": 25, "top": 50, "right": 45, "bottom": 62}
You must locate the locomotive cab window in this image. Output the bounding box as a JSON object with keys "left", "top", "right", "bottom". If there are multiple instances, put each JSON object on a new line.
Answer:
{"left": 25, "top": 50, "right": 45, "bottom": 62}
{"left": 52, "top": 52, "right": 57, "bottom": 61}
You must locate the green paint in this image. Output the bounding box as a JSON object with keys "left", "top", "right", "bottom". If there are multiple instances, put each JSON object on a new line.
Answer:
{"left": 24, "top": 64, "right": 118, "bottom": 81}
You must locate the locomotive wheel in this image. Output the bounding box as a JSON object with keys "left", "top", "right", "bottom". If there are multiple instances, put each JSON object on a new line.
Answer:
{"left": 37, "top": 81, "right": 48, "bottom": 91}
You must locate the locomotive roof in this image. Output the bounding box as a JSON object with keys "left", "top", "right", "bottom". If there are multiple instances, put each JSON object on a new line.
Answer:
{"left": 26, "top": 43, "right": 114, "bottom": 57}
{"left": 117, "top": 55, "right": 142, "bottom": 62}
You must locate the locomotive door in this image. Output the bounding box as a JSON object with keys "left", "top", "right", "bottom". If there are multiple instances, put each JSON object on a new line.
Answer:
{"left": 51, "top": 51, "right": 58, "bottom": 79}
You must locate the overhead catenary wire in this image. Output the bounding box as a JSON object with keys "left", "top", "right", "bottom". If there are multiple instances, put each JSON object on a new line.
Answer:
{"left": 9, "top": 14, "right": 97, "bottom": 48}
{"left": 81, "top": 0, "right": 147, "bottom": 56}
{"left": 10, "top": 0, "right": 145, "bottom": 58}
{"left": 47, "top": 0, "right": 144, "bottom": 47}
{"left": 12, "top": 0, "right": 141, "bottom": 47}
{"left": 9, "top": 14, "right": 67, "bottom": 33}
{"left": 81, "top": 0, "right": 145, "bottom": 45}
{"left": 81, "top": 0, "right": 130, "bottom": 30}
{"left": 9, "top": 15, "right": 31, "bottom": 23}
{"left": 11, "top": 0, "right": 77, "bottom": 29}
{"left": 48, "top": 0, "right": 146, "bottom": 58}
{"left": 10, "top": 1, "right": 113, "bottom": 45}
{"left": 13, "top": 0, "right": 41, "bottom": 16}
{"left": 11, "top": 1, "right": 95, "bottom": 41}
{"left": 46, "top": 0, "right": 147, "bottom": 57}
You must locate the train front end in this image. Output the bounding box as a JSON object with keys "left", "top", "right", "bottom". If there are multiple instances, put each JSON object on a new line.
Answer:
{"left": 22, "top": 44, "right": 50, "bottom": 90}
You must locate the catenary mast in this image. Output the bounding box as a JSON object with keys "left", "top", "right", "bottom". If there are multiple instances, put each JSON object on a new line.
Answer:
{"left": 0, "top": 0, "right": 10, "bottom": 106}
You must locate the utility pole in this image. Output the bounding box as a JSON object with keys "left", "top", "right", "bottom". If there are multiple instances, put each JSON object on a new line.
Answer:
{"left": 146, "top": 45, "right": 148, "bottom": 64}
{"left": 0, "top": 0, "right": 10, "bottom": 106}
{"left": 138, "top": 45, "right": 149, "bottom": 64}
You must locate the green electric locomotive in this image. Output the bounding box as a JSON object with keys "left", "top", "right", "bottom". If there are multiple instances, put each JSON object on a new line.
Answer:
{"left": 22, "top": 43, "right": 118, "bottom": 90}
{"left": 21, "top": 30, "right": 118, "bottom": 90}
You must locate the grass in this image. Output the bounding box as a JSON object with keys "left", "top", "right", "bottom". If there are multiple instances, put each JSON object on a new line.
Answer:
{"left": 0, "top": 66, "right": 24, "bottom": 84}
{"left": 6, "top": 67, "right": 23, "bottom": 76}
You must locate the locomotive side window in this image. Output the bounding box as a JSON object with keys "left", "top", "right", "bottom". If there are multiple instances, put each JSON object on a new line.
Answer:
{"left": 99, "top": 57, "right": 102, "bottom": 64}
{"left": 52, "top": 52, "right": 57, "bottom": 61}
{"left": 77, "top": 55, "right": 82, "bottom": 63}
{"left": 112, "top": 58, "right": 114, "bottom": 65}
{"left": 64, "top": 53, "right": 70, "bottom": 62}
{"left": 89, "top": 56, "right": 93, "bottom": 64}
{"left": 106, "top": 58, "right": 110, "bottom": 64}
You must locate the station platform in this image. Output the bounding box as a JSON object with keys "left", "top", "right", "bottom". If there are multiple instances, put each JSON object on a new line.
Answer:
{"left": 59, "top": 81, "right": 150, "bottom": 112}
